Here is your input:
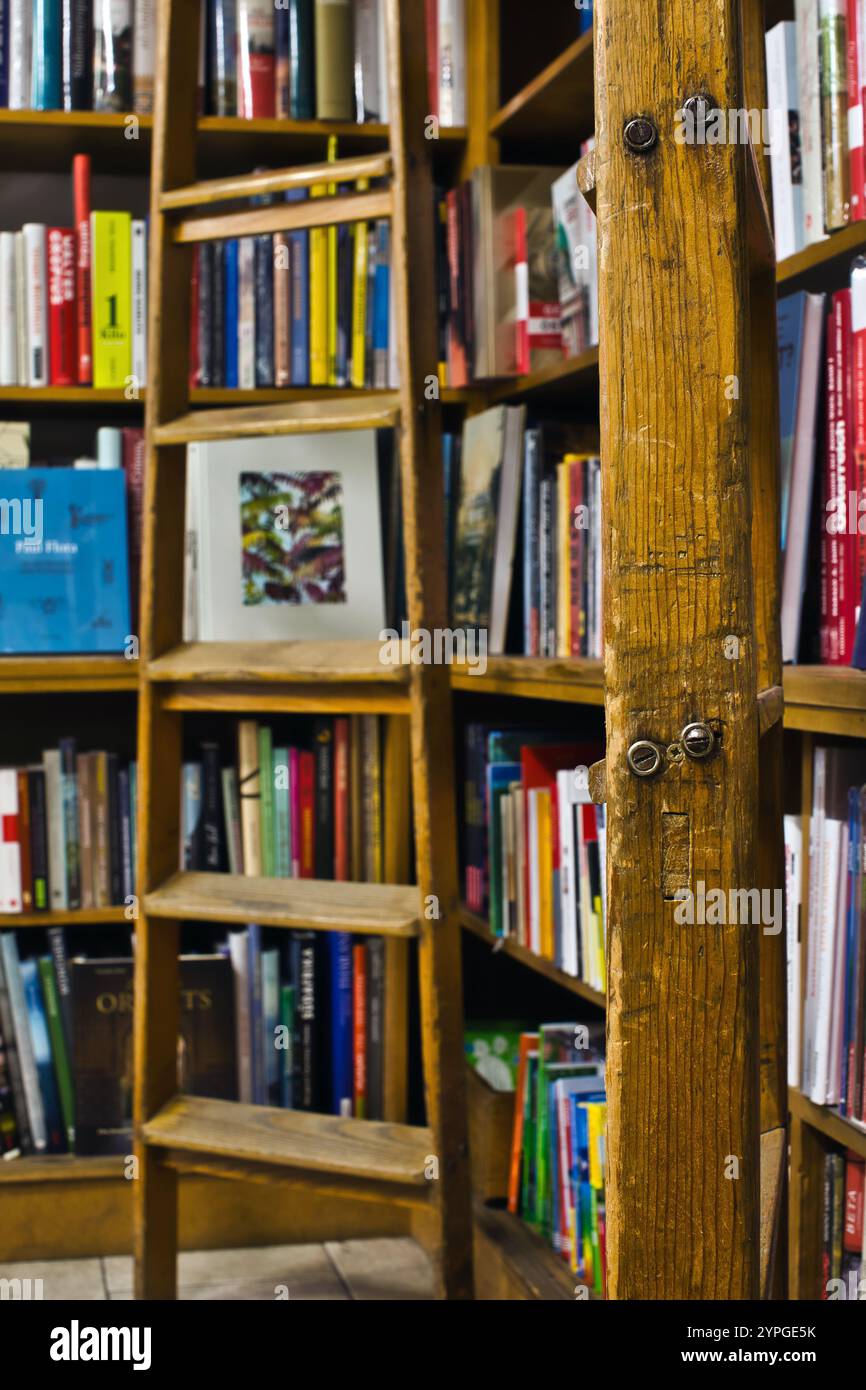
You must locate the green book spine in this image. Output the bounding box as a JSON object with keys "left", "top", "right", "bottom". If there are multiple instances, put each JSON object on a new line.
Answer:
{"left": 522, "top": 1053, "right": 538, "bottom": 1226}
{"left": 38, "top": 955, "right": 74, "bottom": 1150}
{"left": 258, "top": 726, "right": 275, "bottom": 877}
{"left": 280, "top": 983, "right": 295, "bottom": 1108}
{"left": 273, "top": 746, "right": 290, "bottom": 877}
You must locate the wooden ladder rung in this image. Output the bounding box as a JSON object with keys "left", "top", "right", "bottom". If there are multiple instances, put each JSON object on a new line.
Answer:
{"left": 152, "top": 392, "right": 400, "bottom": 445}
{"left": 160, "top": 151, "right": 393, "bottom": 212}
{"left": 143, "top": 871, "right": 421, "bottom": 937}
{"left": 142, "top": 1095, "right": 433, "bottom": 1191}
{"left": 173, "top": 188, "right": 393, "bottom": 245}
{"left": 757, "top": 684, "right": 784, "bottom": 736}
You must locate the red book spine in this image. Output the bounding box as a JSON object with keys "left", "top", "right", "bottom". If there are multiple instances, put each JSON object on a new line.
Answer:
{"left": 299, "top": 749, "right": 314, "bottom": 878}
{"left": 849, "top": 0, "right": 866, "bottom": 221}
{"left": 835, "top": 290, "right": 858, "bottom": 662}
{"left": 821, "top": 307, "right": 838, "bottom": 661}
{"left": 16, "top": 770, "right": 32, "bottom": 913}
{"left": 852, "top": 260, "right": 866, "bottom": 621}
{"left": 333, "top": 717, "right": 349, "bottom": 881}
{"left": 73, "top": 155, "right": 91, "bottom": 384}
{"left": 189, "top": 246, "right": 200, "bottom": 389}
{"left": 844, "top": 1156, "right": 865, "bottom": 1252}
{"left": 352, "top": 942, "right": 367, "bottom": 1118}
{"left": 47, "top": 227, "right": 76, "bottom": 387}
{"left": 237, "top": 2, "right": 276, "bottom": 119}
{"left": 425, "top": 0, "right": 438, "bottom": 119}
{"left": 445, "top": 188, "right": 467, "bottom": 388}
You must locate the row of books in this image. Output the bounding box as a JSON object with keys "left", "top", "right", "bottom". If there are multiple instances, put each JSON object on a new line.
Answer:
{"left": 786, "top": 744, "right": 866, "bottom": 1119}
{"left": 506, "top": 1023, "right": 606, "bottom": 1289}
{"left": 0, "top": 1, "right": 468, "bottom": 125}
{"left": 0, "top": 748, "right": 137, "bottom": 914}
{"left": 451, "top": 410, "right": 603, "bottom": 658}
{"left": 765, "top": 8, "right": 866, "bottom": 261}
{"left": 437, "top": 156, "right": 598, "bottom": 389}
{"left": 0, "top": 925, "right": 388, "bottom": 1156}
{"left": 181, "top": 716, "right": 392, "bottom": 885}
{"left": 463, "top": 725, "right": 606, "bottom": 991}
{"left": 820, "top": 1145, "right": 865, "bottom": 1297}
{"left": 778, "top": 271, "right": 866, "bottom": 667}
{"left": 0, "top": 156, "right": 146, "bottom": 390}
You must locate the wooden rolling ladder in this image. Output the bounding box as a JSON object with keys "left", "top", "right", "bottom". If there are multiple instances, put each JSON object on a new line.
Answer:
{"left": 133, "top": 0, "right": 473, "bottom": 1300}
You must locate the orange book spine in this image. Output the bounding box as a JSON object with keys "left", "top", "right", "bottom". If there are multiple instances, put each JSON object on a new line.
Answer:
{"left": 507, "top": 1032, "right": 538, "bottom": 1213}
{"left": 334, "top": 717, "right": 350, "bottom": 880}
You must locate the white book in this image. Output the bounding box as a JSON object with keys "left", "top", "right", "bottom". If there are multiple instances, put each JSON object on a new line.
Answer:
{"left": 826, "top": 833, "right": 849, "bottom": 1105}
{"left": 500, "top": 792, "right": 513, "bottom": 937}
{"left": 781, "top": 291, "right": 825, "bottom": 662}
{"left": 0, "top": 769, "right": 22, "bottom": 912}
{"left": 438, "top": 0, "right": 466, "bottom": 126}
{"left": 597, "top": 802, "right": 607, "bottom": 942}
{"left": 784, "top": 814, "right": 803, "bottom": 1088}
{"left": 489, "top": 405, "right": 527, "bottom": 654}
{"left": 22, "top": 224, "right": 48, "bottom": 387}
{"left": 228, "top": 930, "right": 253, "bottom": 1103}
{"left": 353, "top": 0, "right": 381, "bottom": 122}
{"left": 766, "top": 22, "right": 805, "bottom": 261}
{"left": 796, "top": 0, "right": 827, "bottom": 245}
{"left": 8, "top": 0, "right": 32, "bottom": 109}
{"left": 42, "top": 750, "right": 68, "bottom": 911}
{"left": 0, "top": 935, "right": 46, "bottom": 1151}
{"left": 96, "top": 426, "right": 122, "bottom": 469}
{"left": 238, "top": 237, "right": 256, "bottom": 389}
{"left": 802, "top": 746, "right": 825, "bottom": 1093}
{"left": 0, "top": 233, "right": 17, "bottom": 386}
{"left": 189, "top": 432, "right": 386, "bottom": 642}
{"left": 577, "top": 137, "right": 598, "bottom": 347}
{"left": 14, "top": 233, "right": 28, "bottom": 387}
{"left": 576, "top": 803, "right": 594, "bottom": 988}
{"left": 513, "top": 780, "right": 526, "bottom": 944}
{"left": 557, "top": 770, "right": 578, "bottom": 976}
{"left": 810, "top": 816, "right": 843, "bottom": 1103}
{"left": 131, "top": 219, "right": 148, "bottom": 387}
{"left": 182, "top": 441, "right": 202, "bottom": 642}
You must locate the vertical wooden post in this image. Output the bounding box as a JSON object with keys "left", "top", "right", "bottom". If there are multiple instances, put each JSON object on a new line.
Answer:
{"left": 596, "top": 0, "right": 761, "bottom": 1297}
{"left": 386, "top": 0, "right": 474, "bottom": 1299}
{"left": 133, "top": 0, "right": 200, "bottom": 1301}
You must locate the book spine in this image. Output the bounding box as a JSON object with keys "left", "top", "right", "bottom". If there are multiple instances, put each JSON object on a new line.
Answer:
{"left": 287, "top": 189, "right": 309, "bottom": 384}
{"left": 372, "top": 220, "right": 390, "bottom": 389}
{"left": 289, "top": 748, "right": 301, "bottom": 876}
{"left": 314, "top": 0, "right": 353, "bottom": 120}
{"left": 0, "top": 232, "right": 16, "bottom": 386}
{"left": 213, "top": 241, "right": 227, "bottom": 387}
{"left": 181, "top": 763, "right": 202, "bottom": 870}
{"left": 522, "top": 434, "right": 539, "bottom": 654}
{"left": 279, "top": 983, "right": 294, "bottom": 1107}
{"left": 273, "top": 748, "right": 290, "bottom": 877}
{"left": 328, "top": 932, "right": 353, "bottom": 1115}
{"left": 208, "top": 0, "right": 237, "bottom": 115}
{"left": 61, "top": 0, "right": 91, "bottom": 110}
{"left": 262, "top": 948, "right": 280, "bottom": 1102}
{"left": 121, "top": 426, "right": 145, "bottom": 630}
{"left": 366, "top": 936, "right": 384, "bottom": 1119}
{"left": 237, "top": 0, "right": 275, "bottom": 118}
{"left": 73, "top": 155, "right": 92, "bottom": 384}
{"left": 309, "top": 184, "right": 328, "bottom": 386}
{"left": 200, "top": 743, "right": 226, "bottom": 872}
{"left": 288, "top": 0, "right": 314, "bottom": 118}
{"left": 352, "top": 940, "right": 367, "bottom": 1117}
{"left": 92, "top": 0, "right": 132, "bottom": 110}
{"left": 118, "top": 766, "right": 132, "bottom": 901}
{"left": 351, "top": 208, "right": 369, "bottom": 388}
{"left": 77, "top": 753, "right": 94, "bottom": 909}
{"left": 59, "top": 738, "right": 80, "bottom": 910}
{"left": 237, "top": 720, "right": 261, "bottom": 876}
{"left": 132, "top": 0, "right": 156, "bottom": 113}
{"left": 106, "top": 753, "right": 121, "bottom": 904}
{"left": 221, "top": 767, "right": 242, "bottom": 874}
{"left": 15, "top": 769, "right": 32, "bottom": 912}
{"left": 438, "top": 0, "right": 466, "bottom": 125}
{"left": 334, "top": 718, "right": 350, "bottom": 880}
{"left": 258, "top": 725, "right": 274, "bottom": 878}
{"left": 28, "top": 770, "right": 49, "bottom": 911}
{"left": 188, "top": 245, "right": 200, "bottom": 389}
{"left": 275, "top": 3, "right": 290, "bottom": 117}
{"left": 196, "top": 241, "right": 214, "bottom": 388}
{"left": 353, "top": 0, "right": 380, "bottom": 122}
{"left": 798, "top": 0, "right": 828, "bottom": 244}
{"left": 0, "top": 939, "right": 47, "bottom": 1151}
{"left": 47, "top": 227, "right": 75, "bottom": 386}
{"left": 247, "top": 923, "right": 264, "bottom": 1104}
{"left": 849, "top": 0, "right": 866, "bottom": 220}
{"left": 0, "top": 0, "right": 8, "bottom": 108}
{"left": 93, "top": 752, "right": 111, "bottom": 907}
{"left": 425, "top": 0, "right": 438, "bottom": 118}
{"left": 23, "top": 224, "right": 48, "bottom": 387}
{"left": 7, "top": 0, "right": 31, "bottom": 109}
{"left": 335, "top": 217, "right": 353, "bottom": 388}
{"left": 253, "top": 222, "right": 275, "bottom": 387}
{"left": 0, "top": 942, "right": 33, "bottom": 1153}
{"left": 223, "top": 239, "right": 239, "bottom": 388}
{"left": 24, "top": 965, "right": 64, "bottom": 1149}
{"left": 819, "top": 0, "right": 852, "bottom": 230}
{"left": 292, "top": 931, "right": 320, "bottom": 1110}
{"left": 91, "top": 211, "right": 132, "bottom": 389}
{"left": 228, "top": 931, "right": 252, "bottom": 1102}
{"left": 238, "top": 237, "right": 256, "bottom": 390}
{"left": 299, "top": 750, "right": 315, "bottom": 878}
{"left": 313, "top": 719, "right": 334, "bottom": 880}
{"left": 37, "top": 956, "right": 74, "bottom": 1150}
{"left": 274, "top": 231, "right": 291, "bottom": 387}
{"left": 131, "top": 219, "right": 147, "bottom": 388}
{"left": 42, "top": 752, "right": 67, "bottom": 911}
{"left": 32, "top": 0, "right": 61, "bottom": 108}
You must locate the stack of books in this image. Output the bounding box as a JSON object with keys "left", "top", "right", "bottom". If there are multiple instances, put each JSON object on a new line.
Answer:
{"left": 819, "top": 1144, "right": 865, "bottom": 1298}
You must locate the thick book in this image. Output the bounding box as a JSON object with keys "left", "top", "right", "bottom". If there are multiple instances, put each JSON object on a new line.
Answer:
{"left": 47, "top": 227, "right": 75, "bottom": 386}
{"left": 32, "top": 0, "right": 61, "bottom": 108}
{"left": 765, "top": 21, "right": 805, "bottom": 259}
{"left": 237, "top": 0, "right": 275, "bottom": 118}
{"left": 237, "top": 719, "right": 261, "bottom": 876}
{"left": 0, "top": 768, "right": 22, "bottom": 912}
{"left": 61, "top": 0, "right": 92, "bottom": 110}
{"left": 288, "top": 0, "right": 314, "bottom": 119}
{"left": 91, "top": 210, "right": 131, "bottom": 388}
{"left": 328, "top": 932, "right": 353, "bottom": 1115}
{"left": 291, "top": 930, "right": 323, "bottom": 1111}
{"left": 781, "top": 291, "right": 825, "bottom": 661}
{"left": 73, "top": 155, "right": 92, "bottom": 384}
{"left": 314, "top": 0, "right": 353, "bottom": 121}
{"left": 92, "top": 0, "right": 131, "bottom": 110}
{"left": 23, "top": 224, "right": 48, "bottom": 387}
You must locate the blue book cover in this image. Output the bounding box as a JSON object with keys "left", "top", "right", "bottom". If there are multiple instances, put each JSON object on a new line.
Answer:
{"left": 840, "top": 786, "right": 860, "bottom": 1115}
{"left": 288, "top": 0, "right": 314, "bottom": 119}
{"left": 21, "top": 957, "right": 64, "bottom": 1152}
{"left": 777, "top": 292, "right": 806, "bottom": 553}
{"left": 373, "top": 223, "right": 390, "bottom": 366}
{"left": 247, "top": 924, "right": 264, "bottom": 1105}
{"left": 328, "top": 932, "right": 353, "bottom": 1115}
{"left": 224, "top": 239, "right": 239, "bottom": 387}
{"left": 0, "top": 468, "right": 131, "bottom": 653}
{"left": 577, "top": 1, "right": 593, "bottom": 35}
{"left": 287, "top": 188, "right": 309, "bottom": 385}
{"left": 262, "top": 948, "right": 280, "bottom": 1102}
{"left": 32, "top": 0, "right": 61, "bottom": 109}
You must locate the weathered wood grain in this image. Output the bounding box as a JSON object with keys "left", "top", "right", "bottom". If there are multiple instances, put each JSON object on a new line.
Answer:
{"left": 161, "top": 152, "right": 392, "bottom": 210}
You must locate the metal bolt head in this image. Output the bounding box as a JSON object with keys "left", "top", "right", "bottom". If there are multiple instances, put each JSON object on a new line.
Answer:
{"left": 627, "top": 739, "right": 665, "bottom": 778}
{"left": 623, "top": 117, "right": 658, "bottom": 154}
{"left": 681, "top": 722, "right": 715, "bottom": 760}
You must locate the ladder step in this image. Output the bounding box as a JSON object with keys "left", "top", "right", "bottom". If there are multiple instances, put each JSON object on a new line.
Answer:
{"left": 173, "top": 188, "right": 392, "bottom": 244}
{"left": 144, "top": 871, "right": 421, "bottom": 937}
{"left": 153, "top": 393, "right": 400, "bottom": 445}
{"left": 146, "top": 640, "right": 403, "bottom": 685}
{"left": 142, "top": 1095, "right": 433, "bottom": 1190}
{"left": 160, "top": 151, "right": 393, "bottom": 211}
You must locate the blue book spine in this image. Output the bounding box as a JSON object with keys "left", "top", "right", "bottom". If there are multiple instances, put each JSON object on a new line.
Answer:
{"left": 247, "top": 924, "right": 264, "bottom": 1105}
{"left": 253, "top": 211, "right": 275, "bottom": 387}
{"left": 841, "top": 786, "right": 860, "bottom": 1115}
{"left": 20, "top": 957, "right": 64, "bottom": 1151}
{"left": 273, "top": 747, "right": 290, "bottom": 876}
{"left": 287, "top": 188, "right": 309, "bottom": 385}
{"left": 288, "top": 0, "right": 314, "bottom": 119}
{"left": 373, "top": 223, "right": 390, "bottom": 371}
{"left": 224, "top": 239, "right": 239, "bottom": 388}
{"left": 32, "top": 0, "right": 61, "bottom": 109}
{"left": 328, "top": 932, "right": 353, "bottom": 1115}
{"left": 577, "top": 0, "right": 593, "bottom": 34}
{"left": 0, "top": 0, "right": 9, "bottom": 106}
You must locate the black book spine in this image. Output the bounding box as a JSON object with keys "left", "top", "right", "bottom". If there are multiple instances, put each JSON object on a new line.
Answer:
{"left": 117, "top": 766, "right": 132, "bottom": 901}
{"left": 0, "top": 948, "right": 33, "bottom": 1153}
{"left": 313, "top": 719, "right": 334, "bottom": 880}
{"left": 291, "top": 931, "right": 321, "bottom": 1111}
{"left": 254, "top": 231, "right": 275, "bottom": 387}
{"left": 200, "top": 742, "right": 227, "bottom": 872}
{"left": 211, "top": 240, "right": 226, "bottom": 389}
{"left": 366, "top": 937, "right": 384, "bottom": 1120}
{"left": 62, "top": 0, "right": 92, "bottom": 110}
{"left": 106, "top": 753, "right": 122, "bottom": 904}
{"left": 197, "top": 242, "right": 214, "bottom": 387}
{"left": 28, "top": 769, "right": 50, "bottom": 912}
{"left": 58, "top": 737, "right": 80, "bottom": 909}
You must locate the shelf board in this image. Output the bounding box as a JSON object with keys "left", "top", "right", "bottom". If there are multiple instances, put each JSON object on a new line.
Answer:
{"left": 0, "top": 907, "right": 128, "bottom": 927}
{"left": 777, "top": 223, "right": 866, "bottom": 293}
{"left": 783, "top": 665, "right": 866, "bottom": 736}
{"left": 489, "top": 32, "right": 594, "bottom": 150}
{"left": 0, "top": 655, "right": 138, "bottom": 692}
{"left": 451, "top": 654, "right": 603, "bottom": 704}
{"left": 460, "top": 906, "right": 606, "bottom": 1009}
{"left": 0, "top": 1153, "right": 125, "bottom": 1183}
{"left": 473, "top": 1199, "right": 589, "bottom": 1299}
{"left": 789, "top": 1086, "right": 866, "bottom": 1160}
{"left": 488, "top": 347, "right": 599, "bottom": 405}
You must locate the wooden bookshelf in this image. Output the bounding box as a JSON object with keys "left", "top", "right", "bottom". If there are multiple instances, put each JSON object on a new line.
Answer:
{"left": 460, "top": 906, "right": 605, "bottom": 1009}
{"left": 0, "top": 907, "right": 128, "bottom": 928}
{"left": 789, "top": 1088, "right": 866, "bottom": 1162}
{"left": 0, "top": 656, "right": 138, "bottom": 692}
{"left": 473, "top": 1199, "right": 583, "bottom": 1300}
{"left": 489, "top": 31, "right": 594, "bottom": 150}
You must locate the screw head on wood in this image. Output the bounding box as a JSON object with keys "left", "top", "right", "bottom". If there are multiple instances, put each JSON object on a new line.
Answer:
{"left": 627, "top": 740, "right": 665, "bottom": 779}
{"left": 681, "top": 722, "right": 715, "bottom": 760}
{"left": 623, "top": 117, "right": 658, "bottom": 154}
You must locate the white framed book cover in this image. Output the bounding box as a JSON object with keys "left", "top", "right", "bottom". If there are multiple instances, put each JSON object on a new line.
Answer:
{"left": 187, "top": 431, "right": 386, "bottom": 641}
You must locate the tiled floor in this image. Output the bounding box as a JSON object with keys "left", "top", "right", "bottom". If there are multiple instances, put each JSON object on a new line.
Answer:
{"left": 0, "top": 1237, "right": 436, "bottom": 1301}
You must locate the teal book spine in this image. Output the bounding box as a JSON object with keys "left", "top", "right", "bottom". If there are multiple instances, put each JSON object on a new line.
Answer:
{"left": 258, "top": 726, "right": 274, "bottom": 877}
{"left": 273, "top": 746, "right": 291, "bottom": 876}
{"left": 32, "top": 0, "right": 61, "bottom": 109}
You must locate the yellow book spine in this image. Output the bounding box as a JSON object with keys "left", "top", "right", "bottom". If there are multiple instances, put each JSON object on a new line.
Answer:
{"left": 594, "top": 889, "right": 606, "bottom": 991}
{"left": 587, "top": 1101, "right": 606, "bottom": 1189}
{"left": 309, "top": 183, "right": 328, "bottom": 386}
{"left": 326, "top": 134, "right": 338, "bottom": 386}
{"left": 556, "top": 459, "right": 570, "bottom": 658}
{"left": 351, "top": 179, "right": 369, "bottom": 389}
{"left": 91, "top": 211, "right": 132, "bottom": 389}
{"left": 537, "top": 789, "right": 553, "bottom": 959}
